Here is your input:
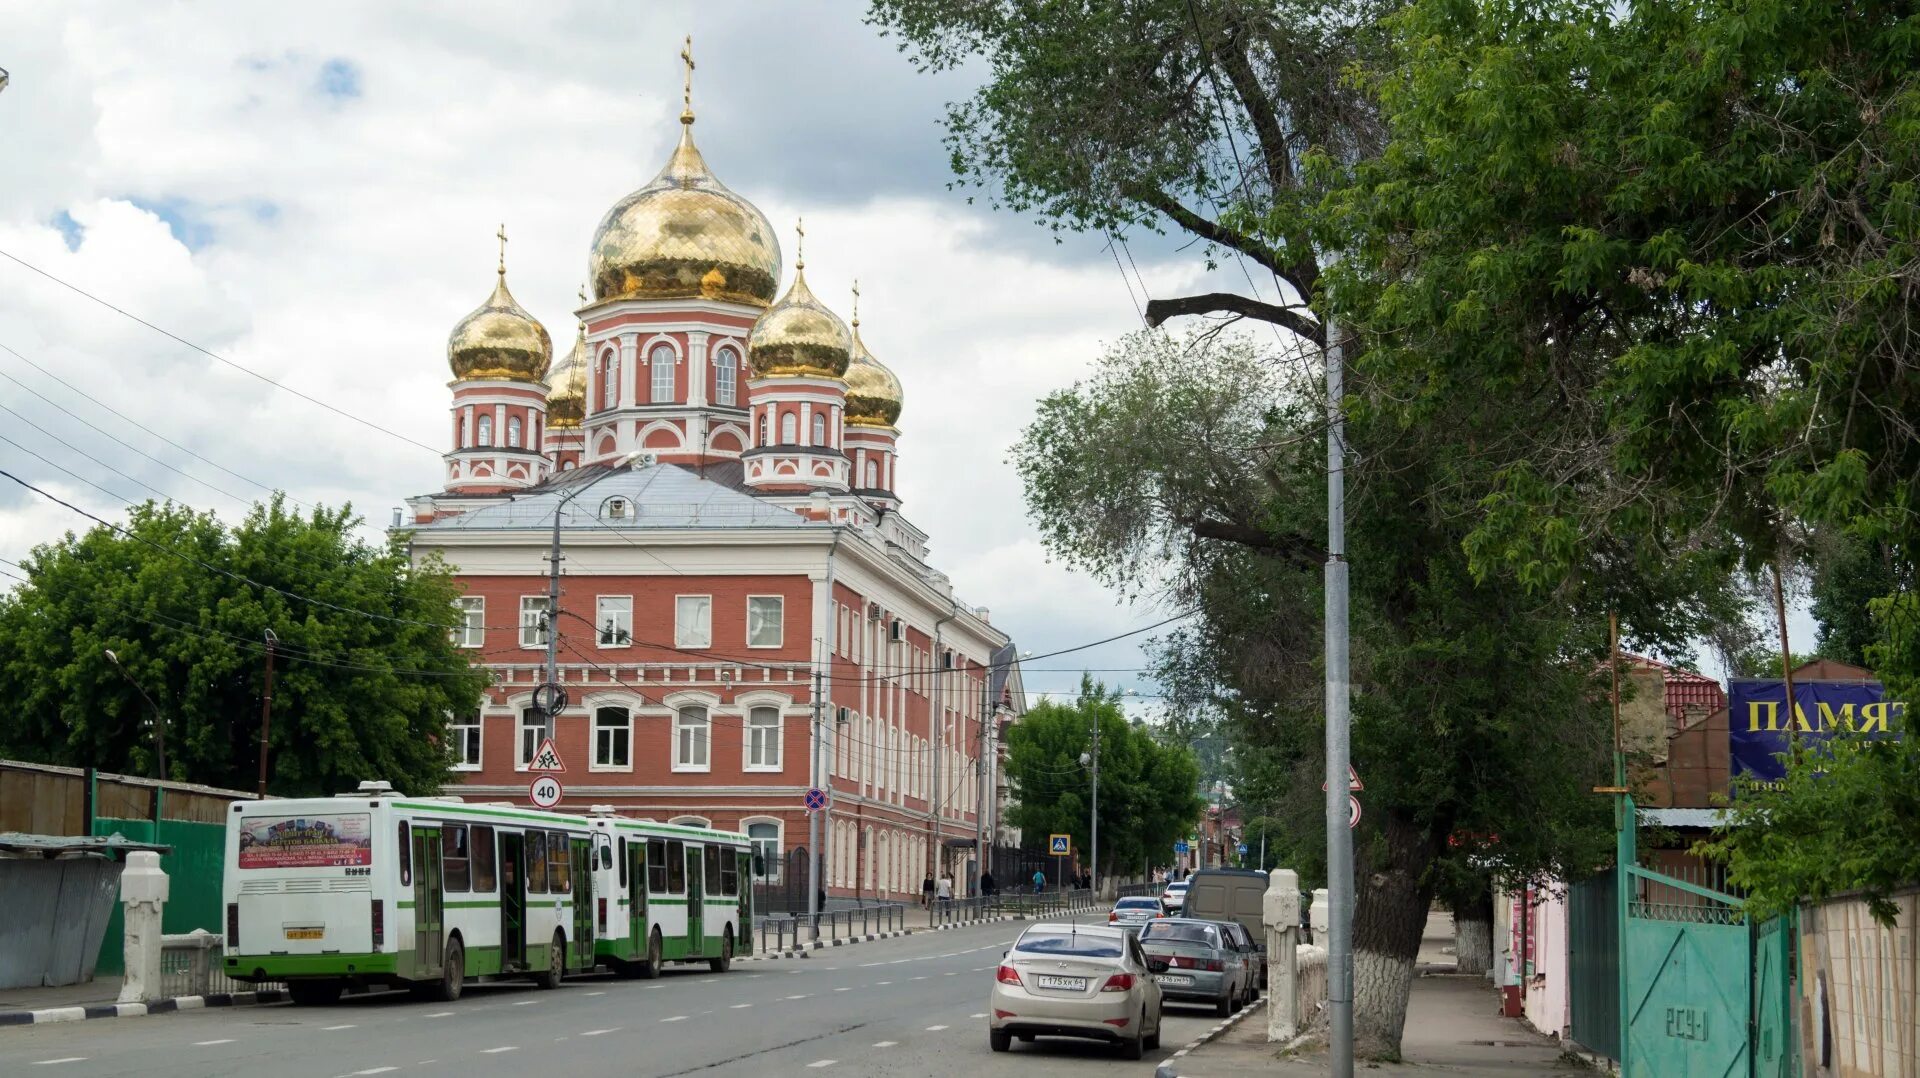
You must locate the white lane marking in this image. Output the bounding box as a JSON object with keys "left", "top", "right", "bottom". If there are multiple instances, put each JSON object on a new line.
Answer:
{"left": 911, "top": 976, "right": 928, "bottom": 981}
{"left": 888, "top": 959, "right": 909, "bottom": 965}
{"left": 323, "top": 1024, "right": 357, "bottom": 1031}
{"left": 833, "top": 987, "right": 851, "bottom": 992}
{"left": 925, "top": 1024, "right": 950, "bottom": 1031}
{"left": 858, "top": 962, "right": 883, "bottom": 968}
{"left": 512, "top": 1000, "right": 538, "bottom": 1006}
{"left": 875, "top": 980, "right": 892, "bottom": 986}
{"left": 31, "top": 1061, "right": 88, "bottom": 1067}
{"left": 582, "top": 1028, "right": 620, "bottom": 1036}
{"left": 425, "top": 1011, "right": 454, "bottom": 1018}
{"left": 700, "top": 978, "right": 716, "bottom": 984}
{"left": 586, "top": 991, "right": 606, "bottom": 996}
{"left": 944, "top": 971, "right": 958, "bottom": 976}
{"left": 660, "top": 1015, "right": 688, "bottom": 1023}
{"left": 785, "top": 993, "right": 810, "bottom": 1000}
{"left": 481, "top": 1046, "right": 518, "bottom": 1054}
{"left": 730, "top": 1003, "right": 753, "bottom": 1009}
{"left": 973, "top": 966, "right": 992, "bottom": 972}
{"left": 806, "top": 1061, "right": 837, "bottom": 1069}
{"left": 971, "top": 1012, "right": 989, "bottom": 1018}
{"left": 349, "top": 1069, "right": 398, "bottom": 1076}
{"left": 194, "top": 1039, "right": 236, "bottom": 1046}
{"left": 872, "top": 1040, "right": 899, "bottom": 1048}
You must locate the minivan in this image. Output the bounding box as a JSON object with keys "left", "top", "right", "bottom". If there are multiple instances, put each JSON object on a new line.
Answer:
{"left": 1180, "top": 869, "right": 1270, "bottom": 960}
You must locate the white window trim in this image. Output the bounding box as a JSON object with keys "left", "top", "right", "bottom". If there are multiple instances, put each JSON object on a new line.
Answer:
{"left": 735, "top": 690, "right": 794, "bottom": 773}
{"left": 713, "top": 344, "right": 739, "bottom": 407}
{"left": 449, "top": 711, "right": 483, "bottom": 772}
{"left": 743, "top": 815, "right": 783, "bottom": 882}
{"left": 675, "top": 594, "right": 713, "bottom": 650}
{"left": 648, "top": 340, "right": 678, "bottom": 403}
{"left": 454, "top": 596, "right": 484, "bottom": 649}
{"left": 670, "top": 815, "right": 712, "bottom": 828}
{"left": 665, "top": 690, "right": 720, "bottom": 773}
{"left": 519, "top": 596, "right": 549, "bottom": 650}
{"left": 513, "top": 704, "right": 543, "bottom": 773}
{"left": 595, "top": 594, "right": 634, "bottom": 649}
{"left": 589, "top": 705, "right": 634, "bottom": 773}
{"left": 746, "top": 594, "right": 784, "bottom": 649}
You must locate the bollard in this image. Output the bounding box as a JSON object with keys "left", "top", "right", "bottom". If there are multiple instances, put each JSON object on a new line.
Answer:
{"left": 117, "top": 851, "right": 169, "bottom": 1004}
{"left": 1264, "top": 870, "right": 1302, "bottom": 1041}
{"left": 1308, "top": 887, "right": 1330, "bottom": 943}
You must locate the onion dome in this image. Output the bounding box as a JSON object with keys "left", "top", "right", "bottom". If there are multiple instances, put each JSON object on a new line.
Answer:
{"left": 747, "top": 222, "right": 851, "bottom": 378}
{"left": 844, "top": 284, "right": 902, "bottom": 427}
{"left": 587, "top": 52, "right": 780, "bottom": 307}
{"left": 448, "top": 234, "right": 552, "bottom": 383}
{"left": 544, "top": 287, "right": 589, "bottom": 428}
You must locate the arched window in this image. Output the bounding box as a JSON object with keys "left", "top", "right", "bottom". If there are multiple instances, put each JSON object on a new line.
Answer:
{"left": 458, "top": 414, "right": 469, "bottom": 448}
{"left": 601, "top": 349, "right": 618, "bottom": 410}
{"left": 811, "top": 413, "right": 827, "bottom": 446}
{"left": 864, "top": 460, "right": 877, "bottom": 488}
{"left": 476, "top": 414, "right": 493, "bottom": 447}
{"left": 506, "top": 416, "right": 522, "bottom": 448}
{"left": 650, "top": 344, "right": 675, "bottom": 402}
{"left": 756, "top": 413, "right": 769, "bottom": 447}
{"left": 715, "top": 346, "right": 738, "bottom": 406}
{"left": 780, "top": 413, "right": 797, "bottom": 444}
{"left": 748, "top": 821, "right": 780, "bottom": 881}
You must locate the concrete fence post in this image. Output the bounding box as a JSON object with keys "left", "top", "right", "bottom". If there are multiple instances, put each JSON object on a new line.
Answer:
{"left": 1264, "top": 869, "right": 1302, "bottom": 1041}
{"left": 116, "top": 851, "right": 169, "bottom": 1004}
{"left": 1308, "top": 887, "right": 1330, "bottom": 944}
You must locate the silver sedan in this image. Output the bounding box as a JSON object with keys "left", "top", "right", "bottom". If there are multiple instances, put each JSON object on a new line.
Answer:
{"left": 988, "top": 923, "right": 1166, "bottom": 1059}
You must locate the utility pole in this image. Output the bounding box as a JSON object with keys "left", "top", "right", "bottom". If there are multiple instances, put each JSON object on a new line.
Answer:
{"left": 537, "top": 452, "right": 646, "bottom": 741}
{"left": 809, "top": 659, "right": 825, "bottom": 940}
{"left": 1324, "top": 309, "right": 1355, "bottom": 1077}
{"left": 257, "top": 629, "right": 277, "bottom": 797}
{"left": 105, "top": 650, "right": 165, "bottom": 781}
{"left": 1080, "top": 718, "right": 1100, "bottom": 894}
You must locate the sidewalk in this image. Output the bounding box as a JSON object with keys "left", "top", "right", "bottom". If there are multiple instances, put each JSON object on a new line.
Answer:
{"left": 0, "top": 977, "right": 124, "bottom": 1015}
{"left": 1164, "top": 913, "right": 1581, "bottom": 1076}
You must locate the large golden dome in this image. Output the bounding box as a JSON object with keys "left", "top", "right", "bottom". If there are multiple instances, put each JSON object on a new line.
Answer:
{"left": 844, "top": 303, "right": 902, "bottom": 427}
{"left": 747, "top": 260, "right": 852, "bottom": 379}
{"left": 545, "top": 320, "right": 588, "bottom": 429}
{"left": 448, "top": 267, "right": 552, "bottom": 383}
{"left": 589, "top": 117, "right": 781, "bottom": 307}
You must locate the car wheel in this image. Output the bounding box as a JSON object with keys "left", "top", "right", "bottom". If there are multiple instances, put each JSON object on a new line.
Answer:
{"left": 708, "top": 929, "right": 732, "bottom": 973}
{"left": 1119, "top": 1010, "right": 1145, "bottom": 1060}
{"left": 989, "top": 1027, "right": 1012, "bottom": 1052}
{"left": 1216, "top": 990, "right": 1234, "bottom": 1017}
{"left": 422, "top": 938, "right": 464, "bottom": 1002}
{"left": 1145, "top": 1007, "right": 1162, "bottom": 1051}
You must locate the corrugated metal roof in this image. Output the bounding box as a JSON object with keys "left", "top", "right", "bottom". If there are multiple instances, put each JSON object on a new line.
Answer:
{"left": 0, "top": 832, "right": 172, "bottom": 858}
{"left": 1637, "top": 808, "right": 1726, "bottom": 829}
{"left": 411, "top": 462, "right": 820, "bottom": 533}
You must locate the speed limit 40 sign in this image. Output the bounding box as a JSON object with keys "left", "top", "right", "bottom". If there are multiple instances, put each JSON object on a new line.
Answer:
{"left": 528, "top": 775, "right": 563, "bottom": 809}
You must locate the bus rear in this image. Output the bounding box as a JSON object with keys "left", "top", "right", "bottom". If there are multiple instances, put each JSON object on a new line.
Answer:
{"left": 223, "top": 791, "right": 394, "bottom": 988}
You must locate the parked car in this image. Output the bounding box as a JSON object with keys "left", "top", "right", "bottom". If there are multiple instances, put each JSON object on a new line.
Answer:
{"left": 1138, "top": 917, "right": 1254, "bottom": 1017}
{"left": 1181, "top": 868, "right": 1267, "bottom": 947}
{"left": 1161, "top": 879, "right": 1190, "bottom": 914}
{"left": 1107, "top": 896, "right": 1165, "bottom": 931}
{"left": 989, "top": 923, "right": 1165, "bottom": 1059}
{"left": 1216, "top": 919, "right": 1266, "bottom": 995}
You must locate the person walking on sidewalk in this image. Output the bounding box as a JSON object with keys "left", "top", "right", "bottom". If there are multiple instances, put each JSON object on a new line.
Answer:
{"left": 921, "top": 873, "right": 935, "bottom": 909}
{"left": 1032, "top": 868, "right": 1046, "bottom": 895}
{"left": 937, "top": 872, "right": 954, "bottom": 909}
{"left": 979, "top": 869, "right": 995, "bottom": 898}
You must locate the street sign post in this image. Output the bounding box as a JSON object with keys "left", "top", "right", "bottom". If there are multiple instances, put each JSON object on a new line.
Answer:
{"left": 1174, "top": 841, "right": 1189, "bottom": 854}
{"left": 528, "top": 775, "right": 563, "bottom": 809}
{"left": 528, "top": 737, "right": 566, "bottom": 774}
{"left": 804, "top": 787, "right": 828, "bottom": 812}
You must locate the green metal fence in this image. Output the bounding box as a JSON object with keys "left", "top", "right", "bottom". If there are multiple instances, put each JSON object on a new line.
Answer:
{"left": 1569, "top": 871, "right": 1621, "bottom": 1061}
{"left": 90, "top": 815, "right": 228, "bottom": 974}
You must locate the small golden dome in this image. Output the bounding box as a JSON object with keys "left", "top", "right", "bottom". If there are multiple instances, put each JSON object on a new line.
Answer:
{"left": 844, "top": 290, "right": 902, "bottom": 427}
{"left": 589, "top": 120, "right": 781, "bottom": 307}
{"left": 747, "top": 231, "right": 852, "bottom": 378}
{"left": 545, "top": 316, "right": 589, "bottom": 429}
{"left": 448, "top": 262, "right": 552, "bottom": 383}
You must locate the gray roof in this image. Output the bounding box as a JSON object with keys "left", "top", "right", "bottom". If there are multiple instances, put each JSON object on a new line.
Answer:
{"left": 0, "top": 832, "right": 172, "bottom": 859}
{"left": 411, "top": 462, "right": 823, "bottom": 533}
{"left": 1637, "top": 808, "right": 1727, "bottom": 829}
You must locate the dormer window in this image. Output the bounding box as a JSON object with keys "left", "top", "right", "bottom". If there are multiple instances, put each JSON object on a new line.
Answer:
{"left": 602, "top": 497, "right": 632, "bottom": 521}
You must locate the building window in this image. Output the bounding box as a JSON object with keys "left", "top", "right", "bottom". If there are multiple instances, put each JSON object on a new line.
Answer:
{"left": 597, "top": 595, "right": 632, "bottom": 647}
{"left": 458, "top": 414, "right": 469, "bottom": 447}
{"left": 519, "top": 596, "right": 549, "bottom": 648}
{"left": 671, "top": 815, "right": 711, "bottom": 828}
{"left": 811, "top": 413, "right": 826, "bottom": 446}
{"left": 675, "top": 595, "right": 712, "bottom": 649}
{"left": 650, "top": 344, "right": 675, "bottom": 402}
{"left": 518, "top": 708, "right": 543, "bottom": 768}
{"left": 756, "top": 413, "right": 769, "bottom": 446}
{"left": 602, "top": 349, "right": 618, "bottom": 409}
{"left": 674, "top": 705, "right": 710, "bottom": 770}
{"left": 747, "top": 821, "right": 780, "bottom": 881}
{"left": 865, "top": 460, "right": 878, "bottom": 488}
{"left": 602, "top": 496, "right": 630, "bottom": 520}
{"left": 780, "top": 413, "right": 797, "bottom": 444}
{"left": 477, "top": 414, "right": 493, "bottom": 447}
{"left": 507, "top": 415, "right": 522, "bottom": 448}
{"left": 594, "top": 706, "right": 631, "bottom": 769}
{"left": 746, "top": 705, "right": 781, "bottom": 770}
{"left": 747, "top": 596, "right": 784, "bottom": 649}
{"left": 452, "top": 596, "right": 484, "bottom": 648}
{"left": 450, "top": 712, "right": 481, "bottom": 770}
{"left": 715, "top": 346, "right": 738, "bottom": 406}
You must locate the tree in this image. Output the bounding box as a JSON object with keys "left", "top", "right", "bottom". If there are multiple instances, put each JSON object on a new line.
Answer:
{"left": 0, "top": 497, "right": 490, "bottom": 796}
{"left": 1811, "top": 532, "right": 1904, "bottom": 668}
{"left": 1002, "top": 677, "right": 1206, "bottom": 882}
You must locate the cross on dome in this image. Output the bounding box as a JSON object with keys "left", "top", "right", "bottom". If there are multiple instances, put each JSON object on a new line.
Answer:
{"left": 851, "top": 278, "right": 860, "bottom": 328}
{"left": 795, "top": 217, "right": 805, "bottom": 271}
{"left": 496, "top": 222, "right": 508, "bottom": 277}
{"left": 680, "top": 35, "right": 696, "bottom": 123}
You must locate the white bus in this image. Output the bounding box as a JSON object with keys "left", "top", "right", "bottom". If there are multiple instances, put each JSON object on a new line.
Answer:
{"left": 223, "top": 781, "right": 602, "bottom": 1003}
{"left": 586, "top": 810, "right": 752, "bottom": 975}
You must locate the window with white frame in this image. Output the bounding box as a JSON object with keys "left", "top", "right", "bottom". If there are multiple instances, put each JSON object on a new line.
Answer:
{"left": 675, "top": 595, "right": 712, "bottom": 649}
{"left": 747, "top": 596, "right": 783, "bottom": 648}
{"left": 746, "top": 705, "right": 781, "bottom": 770}
{"left": 715, "top": 346, "right": 738, "bottom": 406}
{"left": 650, "top": 344, "right": 675, "bottom": 402}
{"left": 596, "top": 596, "right": 632, "bottom": 647}
{"left": 865, "top": 460, "right": 878, "bottom": 488}
{"left": 518, "top": 709, "right": 543, "bottom": 768}
{"left": 811, "top": 413, "right": 827, "bottom": 445}
{"left": 594, "top": 706, "right": 631, "bottom": 769}
{"left": 477, "top": 414, "right": 493, "bottom": 447}
{"left": 452, "top": 596, "right": 484, "bottom": 648}
{"left": 674, "top": 705, "right": 710, "bottom": 769}
{"left": 747, "top": 821, "right": 779, "bottom": 880}
{"left": 756, "top": 413, "right": 769, "bottom": 446}
{"left": 780, "top": 413, "right": 797, "bottom": 444}
{"left": 507, "top": 415, "right": 522, "bottom": 448}
{"left": 519, "top": 596, "right": 549, "bottom": 648}
{"left": 602, "top": 349, "right": 618, "bottom": 409}
{"left": 450, "top": 712, "right": 482, "bottom": 770}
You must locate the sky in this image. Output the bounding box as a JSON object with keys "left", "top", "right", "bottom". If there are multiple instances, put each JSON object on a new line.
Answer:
{"left": 0, "top": 1, "right": 1245, "bottom": 709}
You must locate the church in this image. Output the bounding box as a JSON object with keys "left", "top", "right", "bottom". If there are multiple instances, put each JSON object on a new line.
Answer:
{"left": 398, "top": 43, "right": 1025, "bottom": 906}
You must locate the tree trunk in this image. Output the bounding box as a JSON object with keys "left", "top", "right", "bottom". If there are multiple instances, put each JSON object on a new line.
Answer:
{"left": 1351, "top": 812, "right": 1442, "bottom": 1062}
{"left": 1453, "top": 885, "right": 1495, "bottom": 976}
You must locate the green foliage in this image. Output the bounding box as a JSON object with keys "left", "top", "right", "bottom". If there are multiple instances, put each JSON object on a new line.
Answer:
{"left": 1002, "top": 676, "right": 1206, "bottom": 876}
{"left": 0, "top": 497, "right": 490, "bottom": 796}
{"left": 1811, "top": 533, "right": 1904, "bottom": 668}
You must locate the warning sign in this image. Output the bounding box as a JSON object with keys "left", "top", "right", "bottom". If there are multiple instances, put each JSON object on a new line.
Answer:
{"left": 528, "top": 737, "right": 566, "bottom": 773}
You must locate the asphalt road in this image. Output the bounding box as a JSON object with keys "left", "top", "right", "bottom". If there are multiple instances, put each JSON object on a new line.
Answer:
{"left": 0, "top": 916, "right": 1237, "bottom": 1077}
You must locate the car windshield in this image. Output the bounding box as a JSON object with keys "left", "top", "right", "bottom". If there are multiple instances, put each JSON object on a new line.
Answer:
{"left": 1016, "top": 931, "right": 1124, "bottom": 958}
{"left": 1142, "top": 923, "right": 1218, "bottom": 946}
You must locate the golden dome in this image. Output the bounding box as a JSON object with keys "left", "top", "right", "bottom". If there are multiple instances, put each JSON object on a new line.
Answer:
{"left": 448, "top": 262, "right": 552, "bottom": 383}
{"left": 589, "top": 118, "right": 781, "bottom": 307}
{"left": 747, "top": 259, "right": 852, "bottom": 379}
{"left": 545, "top": 317, "right": 589, "bottom": 429}
{"left": 844, "top": 290, "right": 902, "bottom": 427}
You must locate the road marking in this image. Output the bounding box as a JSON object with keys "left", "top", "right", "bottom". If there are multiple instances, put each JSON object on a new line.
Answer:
{"left": 872, "top": 1040, "right": 898, "bottom": 1048}
{"left": 875, "top": 980, "right": 891, "bottom": 985}
{"left": 859, "top": 962, "right": 883, "bottom": 968}
{"left": 806, "top": 1061, "right": 837, "bottom": 1069}
{"left": 785, "top": 993, "right": 810, "bottom": 1000}
{"left": 944, "top": 971, "right": 958, "bottom": 976}
{"left": 425, "top": 1011, "right": 454, "bottom": 1018}
{"left": 700, "top": 978, "right": 716, "bottom": 983}
{"left": 481, "top": 1046, "right": 518, "bottom": 1054}
{"left": 660, "top": 1015, "right": 688, "bottom": 1023}
{"left": 971, "top": 1012, "right": 989, "bottom": 1018}
{"left": 31, "top": 1061, "right": 87, "bottom": 1067}
{"left": 512, "top": 1000, "right": 538, "bottom": 1006}
{"left": 582, "top": 1028, "right": 619, "bottom": 1036}
{"left": 833, "top": 987, "right": 851, "bottom": 992}
{"left": 349, "top": 1069, "right": 398, "bottom": 1076}
{"left": 925, "top": 1024, "right": 950, "bottom": 1031}
{"left": 911, "top": 976, "right": 928, "bottom": 981}
{"left": 973, "top": 966, "right": 992, "bottom": 972}
{"left": 194, "top": 1039, "right": 236, "bottom": 1046}
{"left": 585, "top": 991, "right": 606, "bottom": 996}
{"left": 730, "top": 1003, "right": 753, "bottom": 1009}
{"left": 889, "top": 959, "right": 909, "bottom": 965}
{"left": 323, "top": 1024, "right": 357, "bottom": 1031}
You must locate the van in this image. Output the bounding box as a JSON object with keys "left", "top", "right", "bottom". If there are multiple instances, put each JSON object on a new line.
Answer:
{"left": 1181, "top": 868, "right": 1269, "bottom": 948}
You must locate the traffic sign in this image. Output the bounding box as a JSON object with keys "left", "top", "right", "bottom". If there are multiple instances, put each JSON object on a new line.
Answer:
{"left": 1349, "top": 795, "right": 1362, "bottom": 829}
{"left": 1322, "top": 765, "right": 1363, "bottom": 792}
{"left": 1048, "top": 834, "right": 1070, "bottom": 855}
{"left": 528, "top": 737, "right": 566, "bottom": 773}
{"left": 1174, "top": 841, "right": 1189, "bottom": 854}
{"left": 528, "top": 775, "right": 563, "bottom": 809}
{"left": 804, "top": 787, "right": 828, "bottom": 812}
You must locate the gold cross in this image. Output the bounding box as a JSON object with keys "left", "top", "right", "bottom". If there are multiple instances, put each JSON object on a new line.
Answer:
{"left": 851, "top": 279, "right": 861, "bottom": 327}
{"left": 795, "top": 216, "right": 805, "bottom": 269}
{"left": 680, "top": 35, "right": 695, "bottom": 116}
{"left": 496, "top": 223, "right": 508, "bottom": 276}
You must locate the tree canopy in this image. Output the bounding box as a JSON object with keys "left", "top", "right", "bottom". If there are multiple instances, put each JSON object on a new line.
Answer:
{"left": 0, "top": 497, "right": 490, "bottom": 796}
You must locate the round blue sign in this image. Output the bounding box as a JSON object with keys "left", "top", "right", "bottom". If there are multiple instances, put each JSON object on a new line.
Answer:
{"left": 804, "top": 787, "right": 828, "bottom": 812}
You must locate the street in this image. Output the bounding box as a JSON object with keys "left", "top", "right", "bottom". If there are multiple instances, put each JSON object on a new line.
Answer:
{"left": 0, "top": 916, "right": 1233, "bottom": 1077}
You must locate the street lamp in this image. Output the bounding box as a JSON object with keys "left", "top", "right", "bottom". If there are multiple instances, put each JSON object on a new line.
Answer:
{"left": 104, "top": 649, "right": 166, "bottom": 780}
{"left": 537, "top": 451, "right": 649, "bottom": 741}
{"left": 258, "top": 629, "right": 278, "bottom": 796}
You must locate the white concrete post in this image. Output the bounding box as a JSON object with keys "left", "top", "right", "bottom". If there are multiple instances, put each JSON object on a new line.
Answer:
{"left": 1264, "top": 869, "right": 1302, "bottom": 1041}
{"left": 117, "top": 852, "right": 169, "bottom": 1004}
{"left": 1309, "top": 887, "right": 1330, "bottom": 944}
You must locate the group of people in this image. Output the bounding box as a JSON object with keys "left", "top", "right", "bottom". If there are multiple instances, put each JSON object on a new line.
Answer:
{"left": 920, "top": 872, "right": 956, "bottom": 907}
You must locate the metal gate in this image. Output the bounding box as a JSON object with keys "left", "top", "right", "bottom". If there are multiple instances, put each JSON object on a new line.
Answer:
{"left": 1750, "top": 912, "right": 1796, "bottom": 1078}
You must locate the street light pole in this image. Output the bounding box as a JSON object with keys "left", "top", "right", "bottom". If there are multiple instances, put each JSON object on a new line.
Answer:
{"left": 257, "top": 629, "right": 277, "bottom": 797}
{"left": 104, "top": 650, "right": 165, "bottom": 780}
{"left": 538, "top": 452, "right": 647, "bottom": 741}
{"left": 1324, "top": 306, "right": 1355, "bottom": 1077}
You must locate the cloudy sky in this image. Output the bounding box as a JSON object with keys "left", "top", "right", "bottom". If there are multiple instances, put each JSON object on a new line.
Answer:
{"left": 0, "top": 1, "right": 1257, "bottom": 707}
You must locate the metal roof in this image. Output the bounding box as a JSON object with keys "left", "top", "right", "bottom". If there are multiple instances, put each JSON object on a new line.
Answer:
{"left": 410, "top": 462, "right": 821, "bottom": 533}
{"left": 1637, "top": 808, "right": 1727, "bottom": 829}
{"left": 0, "top": 832, "right": 172, "bottom": 859}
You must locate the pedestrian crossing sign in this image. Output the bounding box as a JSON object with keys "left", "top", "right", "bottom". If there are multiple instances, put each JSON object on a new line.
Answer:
{"left": 528, "top": 737, "right": 566, "bottom": 773}
{"left": 1049, "top": 834, "right": 1070, "bottom": 855}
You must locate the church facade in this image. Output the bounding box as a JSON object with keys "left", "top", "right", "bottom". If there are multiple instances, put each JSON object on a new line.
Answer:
{"left": 400, "top": 48, "right": 1024, "bottom": 905}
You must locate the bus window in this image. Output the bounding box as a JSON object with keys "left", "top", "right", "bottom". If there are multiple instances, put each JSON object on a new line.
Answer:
{"left": 445, "top": 824, "right": 471, "bottom": 892}
{"left": 473, "top": 826, "right": 497, "bottom": 892}
{"left": 548, "top": 830, "right": 570, "bottom": 893}
{"left": 720, "top": 847, "right": 738, "bottom": 896}
{"left": 666, "top": 840, "right": 685, "bottom": 893}
{"left": 704, "top": 845, "right": 721, "bottom": 894}
{"left": 647, "top": 840, "right": 667, "bottom": 893}
{"left": 617, "top": 838, "right": 628, "bottom": 889}
{"left": 527, "top": 830, "right": 548, "bottom": 893}
{"left": 398, "top": 822, "right": 413, "bottom": 886}
{"left": 600, "top": 839, "right": 612, "bottom": 870}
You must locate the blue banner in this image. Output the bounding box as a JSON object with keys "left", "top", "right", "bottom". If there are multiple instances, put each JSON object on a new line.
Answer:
{"left": 1728, "top": 679, "right": 1906, "bottom": 783}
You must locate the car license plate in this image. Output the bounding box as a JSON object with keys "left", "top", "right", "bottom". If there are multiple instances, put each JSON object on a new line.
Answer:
{"left": 284, "top": 927, "right": 324, "bottom": 940}
{"left": 1157, "top": 974, "right": 1194, "bottom": 986}
{"left": 1035, "top": 975, "right": 1087, "bottom": 991}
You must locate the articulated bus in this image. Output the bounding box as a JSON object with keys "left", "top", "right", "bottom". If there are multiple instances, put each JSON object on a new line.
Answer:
{"left": 587, "top": 812, "right": 752, "bottom": 975}
{"left": 222, "top": 782, "right": 752, "bottom": 1003}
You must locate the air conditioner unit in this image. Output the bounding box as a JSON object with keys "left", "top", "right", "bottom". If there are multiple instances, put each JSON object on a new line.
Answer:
{"left": 890, "top": 619, "right": 905, "bottom": 642}
{"left": 836, "top": 706, "right": 850, "bottom": 724}
{"left": 867, "top": 602, "right": 883, "bottom": 622}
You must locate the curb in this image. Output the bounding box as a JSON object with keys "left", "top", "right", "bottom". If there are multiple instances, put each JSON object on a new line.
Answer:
{"left": 744, "top": 904, "right": 1094, "bottom": 961}
{"left": 1152, "top": 995, "right": 1264, "bottom": 1078}
{"left": 0, "top": 988, "right": 288, "bottom": 1027}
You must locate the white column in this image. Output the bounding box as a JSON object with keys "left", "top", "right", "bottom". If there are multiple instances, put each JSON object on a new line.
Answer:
{"left": 620, "top": 335, "right": 639, "bottom": 407}
{"left": 117, "top": 851, "right": 169, "bottom": 1004}
{"left": 687, "top": 331, "right": 710, "bottom": 408}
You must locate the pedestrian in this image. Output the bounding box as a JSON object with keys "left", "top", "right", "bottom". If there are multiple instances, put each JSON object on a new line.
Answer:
{"left": 1032, "top": 868, "right": 1045, "bottom": 895}
{"left": 817, "top": 886, "right": 827, "bottom": 917}
{"left": 937, "top": 872, "right": 953, "bottom": 907}
{"left": 979, "top": 869, "right": 995, "bottom": 898}
{"left": 921, "top": 873, "right": 935, "bottom": 909}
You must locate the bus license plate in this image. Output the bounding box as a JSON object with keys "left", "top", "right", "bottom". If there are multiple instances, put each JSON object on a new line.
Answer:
{"left": 1035, "top": 975, "right": 1086, "bottom": 991}
{"left": 1157, "top": 974, "right": 1194, "bottom": 986}
{"left": 284, "top": 927, "right": 324, "bottom": 940}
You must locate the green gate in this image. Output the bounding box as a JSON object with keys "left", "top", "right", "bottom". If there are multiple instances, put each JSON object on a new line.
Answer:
{"left": 1750, "top": 912, "right": 1796, "bottom": 1078}
{"left": 1624, "top": 864, "right": 1752, "bottom": 1077}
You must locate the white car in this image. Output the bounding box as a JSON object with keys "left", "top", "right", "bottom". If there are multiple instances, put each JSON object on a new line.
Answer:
{"left": 1162, "top": 880, "right": 1189, "bottom": 913}
{"left": 988, "top": 923, "right": 1166, "bottom": 1059}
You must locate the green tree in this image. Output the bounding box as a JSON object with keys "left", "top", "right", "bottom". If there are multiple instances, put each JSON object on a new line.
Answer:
{"left": 0, "top": 497, "right": 490, "bottom": 796}
{"left": 1002, "top": 677, "right": 1206, "bottom": 883}
{"left": 1811, "top": 533, "right": 1904, "bottom": 668}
